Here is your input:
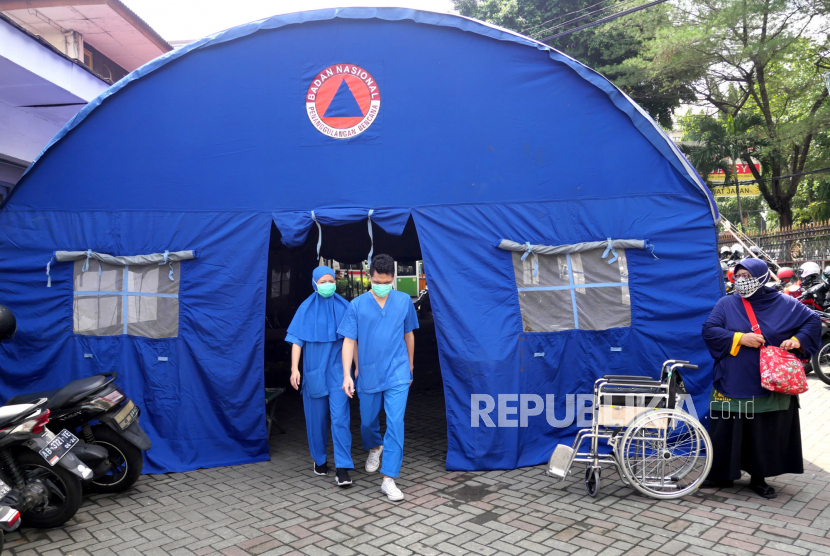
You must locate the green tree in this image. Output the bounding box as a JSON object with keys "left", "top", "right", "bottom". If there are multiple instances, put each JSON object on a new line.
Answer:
{"left": 633, "top": 0, "right": 830, "bottom": 226}
{"left": 682, "top": 112, "right": 765, "bottom": 230}
{"left": 451, "top": 0, "right": 694, "bottom": 127}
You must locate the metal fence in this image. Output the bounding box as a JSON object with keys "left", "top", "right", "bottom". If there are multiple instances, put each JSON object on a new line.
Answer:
{"left": 718, "top": 221, "right": 830, "bottom": 267}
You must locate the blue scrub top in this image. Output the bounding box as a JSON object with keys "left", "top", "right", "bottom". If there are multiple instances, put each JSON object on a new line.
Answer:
{"left": 285, "top": 333, "right": 344, "bottom": 398}
{"left": 337, "top": 290, "right": 419, "bottom": 394}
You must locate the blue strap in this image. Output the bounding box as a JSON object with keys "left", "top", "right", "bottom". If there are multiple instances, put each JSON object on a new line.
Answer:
{"left": 646, "top": 240, "right": 658, "bottom": 259}
{"left": 158, "top": 250, "right": 174, "bottom": 281}
{"left": 311, "top": 211, "right": 322, "bottom": 260}
{"left": 602, "top": 238, "right": 618, "bottom": 264}
{"left": 46, "top": 257, "right": 53, "bottom": 288}
{"left": 566, "top": 253, "right": 579, "bottom": 329}
{"left": 82, "top": 249, "right": 92, "bottom": 272}
{"left": 367, "top": 209, "right": 375, "bottom": 263}
{"left": 520, "top": 242, "right": 539, "bottom": 277}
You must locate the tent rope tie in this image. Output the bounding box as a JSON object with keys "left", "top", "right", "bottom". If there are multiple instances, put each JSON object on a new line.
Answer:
{"left": 159, "top": 250, "right": 174, "bottom": 281}
{"left": 646, "top": 240, "right": 658, "bottom": 259}
{"left": 367, "top": 209, "right": 375, "bottom": 264}
{"left": 82, "top": 249, "right": 92, "bottom": 273}
{"left": 46, "top": 257, "right": 53, "bottom": 288}
{"left": 311, "top": 211, "right": 322, "bottom": 260}
{"left": 602, "top": 238, "right": 618, "bottom": 264}
{"left": 520, "top": 242, "right": 539, "bottom": 277}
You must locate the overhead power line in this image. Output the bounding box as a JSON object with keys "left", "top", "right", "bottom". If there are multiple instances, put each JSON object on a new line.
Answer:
{"left": 522, "top": 0, "right": 611, "bottom": 35}
{"left": 539, "top": 0, "right": 671, "bottom": 42}
{"left": 530, "top": 0, "right": 642, "bottom": 39}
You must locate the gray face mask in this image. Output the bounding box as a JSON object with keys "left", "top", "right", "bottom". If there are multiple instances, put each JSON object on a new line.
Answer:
{"left": 735, "top": 276, "right": 763, "bottom": 298}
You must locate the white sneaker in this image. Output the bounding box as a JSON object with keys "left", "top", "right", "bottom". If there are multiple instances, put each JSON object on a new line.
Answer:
{"left": 381, "top": 477, "right": 404, "bottom": 501}
{"left": 365, "top": 446, "right": 383, "bottom": 473}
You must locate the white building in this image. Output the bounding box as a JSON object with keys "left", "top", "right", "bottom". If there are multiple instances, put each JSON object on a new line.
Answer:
{"left": 0, "top": 0, "right": 170, "bottom": 199}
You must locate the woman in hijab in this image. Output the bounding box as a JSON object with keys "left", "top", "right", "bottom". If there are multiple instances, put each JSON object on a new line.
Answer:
{"left": 702, "top": 257, "right": 820, "bottom": 498}
{"left": 286, "top": 265, "right": 354, "bottom": 486}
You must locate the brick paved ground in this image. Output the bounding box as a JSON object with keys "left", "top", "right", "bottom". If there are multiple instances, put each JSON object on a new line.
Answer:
{"left": 6, "top": 369, "right": 830, "bottom": 555}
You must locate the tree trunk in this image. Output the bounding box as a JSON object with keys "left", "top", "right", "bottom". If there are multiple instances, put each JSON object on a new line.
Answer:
{"left": 734, "top": 158, "right": 745, "bottom": 231}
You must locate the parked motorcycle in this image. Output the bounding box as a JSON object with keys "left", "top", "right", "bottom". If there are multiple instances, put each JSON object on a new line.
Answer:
{"left": 7, "top": 374, "right": 150, "bottom": 494}
{"left": 811, "top": 312, "right": 830, "bottom": 386}
{"left": 0, "top": 304, "right": 149, "bottom": 494}
{"left": 0, "top": 399, "right": 92, "bottom": 528}
{"left": 0, "top": 506, "right": 21, "bottom": 554}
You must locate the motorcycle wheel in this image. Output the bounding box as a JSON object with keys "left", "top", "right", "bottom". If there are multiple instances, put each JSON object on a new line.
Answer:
{"left": 812, "top": 342, "right": 830, "bottom": 386}
{"left": 16, "top": 450, "right": 83, "bottom": 528}
{"left": 89, "top": 425, "right": 143, "bottom": 493}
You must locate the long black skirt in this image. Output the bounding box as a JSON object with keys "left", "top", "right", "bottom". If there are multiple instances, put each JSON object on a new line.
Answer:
{"left": 707, "top": 396, "right": 803, "bottom": 480}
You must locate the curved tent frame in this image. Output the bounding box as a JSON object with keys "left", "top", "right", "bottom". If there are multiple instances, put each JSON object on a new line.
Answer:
{"left": 8, "top": 7, "right": 717, "bottom": 222}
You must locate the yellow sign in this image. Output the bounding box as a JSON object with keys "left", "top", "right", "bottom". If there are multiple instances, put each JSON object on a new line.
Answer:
{"left": 712, "top": 185, "right": 761, "bottom": 197}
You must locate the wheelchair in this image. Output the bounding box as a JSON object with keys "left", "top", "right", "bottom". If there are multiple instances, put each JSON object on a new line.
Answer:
{"left": 546, "top": 360, "right": 712, "bottom": 500}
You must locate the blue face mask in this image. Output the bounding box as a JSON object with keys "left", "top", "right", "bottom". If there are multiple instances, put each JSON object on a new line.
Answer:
{"left": 372, "top": 283, "right": 393, "bottom": 297}
{"left": 317, "top": 282, "right": 336, "bottom": 298}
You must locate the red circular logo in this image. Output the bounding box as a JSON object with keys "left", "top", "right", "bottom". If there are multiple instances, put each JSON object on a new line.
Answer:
{"left": 306, "top": 64, "right": 381, "bottom": 139}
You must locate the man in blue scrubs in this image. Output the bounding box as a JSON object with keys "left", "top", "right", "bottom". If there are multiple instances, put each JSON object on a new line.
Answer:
{"left": 340, "top": 254, "right": 418, "bottom": 501}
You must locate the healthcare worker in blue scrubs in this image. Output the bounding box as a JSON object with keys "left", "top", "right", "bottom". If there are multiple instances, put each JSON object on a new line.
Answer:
{"left": 287, "top": 265, "right": 354, "bottom": 487}
{"left": 339, "top": 254, "right": 418, "bottom": 501}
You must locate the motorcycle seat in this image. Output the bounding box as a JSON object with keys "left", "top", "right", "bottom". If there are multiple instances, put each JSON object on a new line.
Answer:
{"left": 0, "top": 403, "right": 39, "bottom": 429}
{"left": 7, "top": 375, "right": 110, "bottom": 410}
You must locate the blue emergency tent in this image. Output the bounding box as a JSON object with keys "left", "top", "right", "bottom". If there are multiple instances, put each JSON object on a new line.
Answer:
{"left": 0, "top": 8, "right": 722, "bottom": 473}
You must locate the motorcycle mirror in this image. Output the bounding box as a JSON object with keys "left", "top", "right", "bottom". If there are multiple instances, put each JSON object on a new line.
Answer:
{"left": 0, "top": 305, "right": 16, "bottom": 342}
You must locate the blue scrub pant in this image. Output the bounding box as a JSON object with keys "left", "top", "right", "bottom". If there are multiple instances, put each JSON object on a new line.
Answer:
{"left": 302, "top": 388, "right": 353, "bottom": 469}
{"left": 358, "top": 383, "right": 409, "bottom": 478}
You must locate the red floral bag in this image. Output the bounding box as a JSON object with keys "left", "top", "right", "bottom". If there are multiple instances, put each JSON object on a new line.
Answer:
{"left": 741, "top": 298, "right": 808, "bottom": 395}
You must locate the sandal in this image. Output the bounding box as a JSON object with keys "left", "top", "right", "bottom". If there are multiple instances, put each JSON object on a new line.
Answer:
{"left": 749, "top": 484, "right": 776, "bottom": 499}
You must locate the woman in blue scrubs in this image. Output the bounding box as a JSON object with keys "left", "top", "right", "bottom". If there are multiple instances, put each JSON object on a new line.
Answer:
{"left": 286, "top": 265, "right": 354, "bottom": 486}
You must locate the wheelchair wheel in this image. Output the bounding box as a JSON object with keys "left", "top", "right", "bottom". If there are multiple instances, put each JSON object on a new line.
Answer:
{"left": 617, "top": 409, "right": 711, "bottom": 500}
{"left": 585, "top": 467, "right": 600, "bottom": 497}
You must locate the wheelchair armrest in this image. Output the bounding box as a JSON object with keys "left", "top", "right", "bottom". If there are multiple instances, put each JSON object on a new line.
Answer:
{"left": 602, "top": 375, "right": 662, "bottom": 386}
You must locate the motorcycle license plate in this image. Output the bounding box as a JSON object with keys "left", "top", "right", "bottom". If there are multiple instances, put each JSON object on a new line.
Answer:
{"left": 38, "top": 429, "right": 79, "bottom": 466}
{"left": 0, "top": 478, "right": 10, "bottom": 500}
{"left": 114, "top": 400, "right": 139, "bottom": 431}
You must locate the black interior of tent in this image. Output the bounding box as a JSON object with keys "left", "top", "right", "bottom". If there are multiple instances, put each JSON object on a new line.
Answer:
{"left": 264, "top": 218, "right": 442, "bottom": 398}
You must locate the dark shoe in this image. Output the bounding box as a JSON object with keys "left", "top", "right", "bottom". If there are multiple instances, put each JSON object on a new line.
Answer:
{"left": 700, "top": 479, "right": 734, "bottom": 489}
{"left": 335, "top": 468, "right": 353, "bottom": 486}
{"left": 749, "top": 484, "right": 777, "bottom": 499}
{"left": 314, "top": 462, "right": 328, "bottom": 476}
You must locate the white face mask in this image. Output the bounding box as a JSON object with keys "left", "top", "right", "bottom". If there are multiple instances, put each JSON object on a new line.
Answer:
{"left": 735, "top": 276, "right": 763, "bottom": 298}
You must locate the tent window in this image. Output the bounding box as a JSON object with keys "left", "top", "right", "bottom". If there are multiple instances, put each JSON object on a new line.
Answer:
{"left": 73, "top": 260, "right": 180, "bottom": 338}
{"left": 512, "top": 248, "right": 630, "bottom": 332}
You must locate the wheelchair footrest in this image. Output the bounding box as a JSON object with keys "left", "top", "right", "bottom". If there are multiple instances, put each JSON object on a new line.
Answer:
{"left": 547, "top": 444, "right": 575, "bottom": 479}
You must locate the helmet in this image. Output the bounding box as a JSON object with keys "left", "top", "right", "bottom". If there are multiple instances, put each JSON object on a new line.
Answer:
{"left": 720, "top": 246, "right": 731, "bottom": 256}
{"left": 824, "top": 266, "right": 830, "bottom": 279}
{"left": 800, "top": 261, "right": 821, "bottom": 279}
{"left": 0, "top": 305, "right": 16, "bottom": 342}
{"left": 731, "top": 244, "right": 745, "bottom": 255}
{"left": 720, "top": 261, "right": 728, "bottom": 272}
{"left": 727, "top": 267, "right": 735, "bottom": 283}
{"left": 777, "top": 267, "right": 795, "bottom": 282}
{"left": 749, "top": 246, "right": 762, "bottom": 256}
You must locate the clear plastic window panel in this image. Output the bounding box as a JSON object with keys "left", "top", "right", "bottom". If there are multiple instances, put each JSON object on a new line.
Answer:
{"left": 511, "top": 247, "right": 631, "bottom": 333}
{"left": 575, "top": 285, "right": 631, "bottom": 330}
{"left": 512, "top": 252, "right": 571, "bottom": 288}
{"left": 73, "top": 295, "right": 123, "bottom": 336}
{"left": 72, "top": 260, "right": 180, "bottom": 338}
{"left": 73, "top": 260, "right": 123, "bottom": 292}
{"left": 517, "top": 290, "right": 575, "bottom": 333}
